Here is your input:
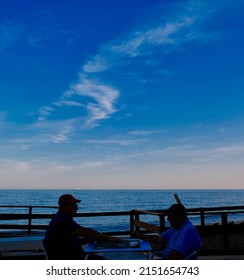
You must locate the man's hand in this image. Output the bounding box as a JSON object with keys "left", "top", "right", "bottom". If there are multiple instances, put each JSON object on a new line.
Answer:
{"left": 109, "top": 236, "right": 123, "bottom": 242}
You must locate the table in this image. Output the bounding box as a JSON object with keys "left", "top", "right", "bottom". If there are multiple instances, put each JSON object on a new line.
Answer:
{"left": 84, "top": 238, "right": 152, "bottom": 259}
{"left": 0, "top": 235, "right": 48, "bottom": 259}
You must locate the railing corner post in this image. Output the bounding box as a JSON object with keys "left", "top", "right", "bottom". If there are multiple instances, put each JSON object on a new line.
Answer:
{"left": 28, "top": 206, "right": 33, "bottom": 235}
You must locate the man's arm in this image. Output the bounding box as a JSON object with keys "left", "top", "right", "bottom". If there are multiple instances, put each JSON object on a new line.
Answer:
{"left": 72, "top": 225, "right": 121, "bottom": 241}
{"left": 131, "top": 231, "right": 166, "bottom": 250}
{"left": 133, "top": 229, "right": 183, "bottom": 259}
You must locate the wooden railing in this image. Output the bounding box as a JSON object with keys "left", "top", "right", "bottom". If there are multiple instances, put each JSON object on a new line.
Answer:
{"left": 130, "top": 205, "right": 244, "bottom": 232}
{"left": 1, "top": 205, "right": 244, "bottom": 253}
{"left": 0, "top": 205, "right": 57, "bottom": 235}
{"left": 0, "top": 205, "right": 134, "bottom": 236}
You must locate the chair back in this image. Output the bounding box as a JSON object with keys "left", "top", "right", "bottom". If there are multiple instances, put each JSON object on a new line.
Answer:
{"left": 149, "top": 245, "right": 201, "bottom": 260}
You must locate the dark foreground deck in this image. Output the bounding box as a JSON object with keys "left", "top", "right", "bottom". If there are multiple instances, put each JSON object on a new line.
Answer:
{"left": 1, "top": 236, "right": 243, "bottom": 260}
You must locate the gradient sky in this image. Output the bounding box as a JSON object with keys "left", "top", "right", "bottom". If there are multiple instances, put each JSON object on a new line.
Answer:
{"left": 0, "top": 0, "right": 244, "bottom": 189}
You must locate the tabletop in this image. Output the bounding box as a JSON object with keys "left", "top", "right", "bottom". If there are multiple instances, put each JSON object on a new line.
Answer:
{"left": 84, "top": 238, "right": 152, "bottom": 253}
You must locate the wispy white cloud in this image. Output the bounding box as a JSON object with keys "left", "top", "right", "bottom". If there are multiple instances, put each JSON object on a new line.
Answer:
{"left": 109, "top": 17, "right": 195, "bottom": 57}
{"left": 37, "top": 8, "right": 194, "bottom": 131}
{"left": 219, "top": 127, "right": 227, "bottom": 133}
{"left": 48, "top": 161, "right": 116, "bottom": 175}
{"left": 37, "top": 75, "right": 119, "bottom": 131}
{"left": 143, "top": 143, "right": 244, "bottom": 164}
{"left": 82, "top": 2, "right": 201, "bottom": 74}
{"left": 38, "top": 106, "right": 54, "bottom": 121}
{"left": 85, "top": 138, "right": 145, "bottom": 146}
{"left": 53, "top": 100, "right": 84, "bottom": 107}
{"left": 0, "top": 159, "right": 31, "bottom": 172}
{"left": 47, "top": 125, "right": 74, "bottom": 143}
{"left": 83, "top": 55, "right": 110, "bottom": 73}
{"left": 1, "top": 140, "right": 244, "bottom": 188}
{"left": 84, "top": 129, "right": 164, "bottom": 146}
{"left": 35, "top": 0, "right": 224, "bottom": 139}
{"left": 32, "top": 118, "right": 77, "bottom": 143}
{"left": 64, "top": 75, "right": 119, "bottom": 127}
{"left": 129, "top": 129, "right": 164, "bottom": 136}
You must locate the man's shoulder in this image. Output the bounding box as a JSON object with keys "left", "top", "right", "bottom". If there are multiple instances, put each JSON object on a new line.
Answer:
{"left": 52, "top": 212, "right": 73, "bottom": 223}
{"left": 183, "top": 220, "right": 200, "bottom": 238}
{"left": 182, "top": 220, "right": 198, "bottom": 232}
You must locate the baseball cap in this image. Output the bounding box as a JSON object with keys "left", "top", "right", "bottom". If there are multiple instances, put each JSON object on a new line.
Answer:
{"left": 58, "top": 194, "right": 81, "bottom": 205}
{"left": 165, "top": 204, "right": 187, "bottom": 216}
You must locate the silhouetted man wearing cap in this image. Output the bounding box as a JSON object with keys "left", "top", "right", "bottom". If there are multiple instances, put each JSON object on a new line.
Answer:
{"left": 132, "top": 204, "right": 201, "bottom": 259}
{"left": 43, "top": 194, "right": 120, "bottom": 260}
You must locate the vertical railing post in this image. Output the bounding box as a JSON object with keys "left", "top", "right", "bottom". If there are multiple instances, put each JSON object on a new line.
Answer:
{"left": 159, "top": 214, "right": 165, "bottom": 233}
{"left": 28, "top": 206, "right": 33, "bottom": 235}
{"left": 135, "top": 212, "right": 140, "bottom": 232}
{"left": 200, "top": 209, "right": 205, "bottom": 227}
{"left": 221, "top": 212, "right": 230, "bottom": 251}
{"left": 130, "top": 210, "right": 134, "bottom": 233}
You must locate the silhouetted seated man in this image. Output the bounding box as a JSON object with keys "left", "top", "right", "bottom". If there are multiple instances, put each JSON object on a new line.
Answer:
{"left": 132, "top": 204, "right": 201, "bottom": 259}
{"left": 43, "top": 194, "right": 121, "bottom": 260}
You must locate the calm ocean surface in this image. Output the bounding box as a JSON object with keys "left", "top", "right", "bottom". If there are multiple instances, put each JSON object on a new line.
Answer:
{"left": 0, "top": 189, "right": 243, "bottom": 232}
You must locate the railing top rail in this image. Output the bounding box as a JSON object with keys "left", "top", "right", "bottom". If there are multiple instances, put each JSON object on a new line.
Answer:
{"left": 0, "top": 205, "right": 244, "bottom": 216}
{"left": 0, "top": 210, "right": 131, "bottom": 217}
{"left": 131, "top": 209, "right": 162, "bottom": 216}
{"left": 186, "top": 205, "right": 244, "bottom": 212}
{"left": 75, "top": 210, "right": 131, "bottom": 217}
{"left": 0, "top": 205, "right": 58, "bottom": 209}
{"left": 132, "top": 205, "right": 244, "bottom": 216}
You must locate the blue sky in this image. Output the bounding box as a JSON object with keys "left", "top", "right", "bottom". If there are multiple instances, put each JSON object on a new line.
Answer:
{"left": 0, "top": 0, "right": 244, "bottom": 189}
